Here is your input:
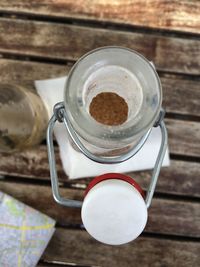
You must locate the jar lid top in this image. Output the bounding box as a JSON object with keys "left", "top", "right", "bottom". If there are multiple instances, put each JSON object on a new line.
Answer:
{"left": 81, "top": 174, "right": 148, "bottom": 245}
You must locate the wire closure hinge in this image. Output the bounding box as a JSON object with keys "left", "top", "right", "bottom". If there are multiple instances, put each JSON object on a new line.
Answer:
{"left": 154, "top": 108, "right": 166, "bottom": 127}
{"left": 53, "top": 102, "right": 65, "bottom": 123}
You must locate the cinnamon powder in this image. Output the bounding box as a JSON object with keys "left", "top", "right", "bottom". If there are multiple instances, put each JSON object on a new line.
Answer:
{"left": 89, "top": 92, "right": 128, "bottom": 126}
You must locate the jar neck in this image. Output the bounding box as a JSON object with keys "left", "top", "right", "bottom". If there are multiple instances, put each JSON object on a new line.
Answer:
{"left": 64, "top": 47, "right": 162, "bottom": 153}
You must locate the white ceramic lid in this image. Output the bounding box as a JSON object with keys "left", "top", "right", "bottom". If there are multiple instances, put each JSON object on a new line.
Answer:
{"left": 81, "top": 174, "right": 148, "bottom": 245}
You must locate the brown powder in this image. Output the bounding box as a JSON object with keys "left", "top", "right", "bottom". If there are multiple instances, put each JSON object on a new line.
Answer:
{"left": 89, "top": 92, "right": 128, "bottom": 126}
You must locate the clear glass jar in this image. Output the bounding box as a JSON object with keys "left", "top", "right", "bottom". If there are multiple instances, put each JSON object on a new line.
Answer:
{"left": 64, "top": 46, "right": 162, "bottom": 156}
{"left": 0, "top": 84, "right": 48, "bottom": 152}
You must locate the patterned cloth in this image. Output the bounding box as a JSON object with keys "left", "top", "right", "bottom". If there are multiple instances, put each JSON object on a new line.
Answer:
{"left": 0, "top": 191, "right": 55, "bottom": 267}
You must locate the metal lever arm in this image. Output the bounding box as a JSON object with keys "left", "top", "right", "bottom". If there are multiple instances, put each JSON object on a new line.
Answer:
{"left": 47, "top": 114, "right": 82, "bottom": 208}
{"left": 145, "top": 120, "right": 168, "bottom": 208}
{"left": 47, "top": 103, "right": 167, "bottom": 209}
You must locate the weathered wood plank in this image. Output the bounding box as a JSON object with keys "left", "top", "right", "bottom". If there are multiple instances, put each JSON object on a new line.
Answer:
{"left": 166, "top": 119, "right": 200, "bottom": 158}
{"left": 0, "top": 59, "right": 200, "bottom": 116}
{"left": 0, "top": 181, "right": 82, "bottom": 225}
{"left": 161, "top": 73, "right": 200, "bottom": 116}
{"left": 0, "top": 180, "right": 199, "bottom": 238}
{"left": 0, "top": 58, "right": 71, "bottom": 81}
{"left": 41, "top": 228, "right": 200, "bottom": 267}
{"left": 0, "top": 18, "right": 200, "bottom": 74}
{"left": 0, "top": 0, "right": 200, "bottom": 34}
{"left": 0, "top": 145, "right": 200, "bottom": 198}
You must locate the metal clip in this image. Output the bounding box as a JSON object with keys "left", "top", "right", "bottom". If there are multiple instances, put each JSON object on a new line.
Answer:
{"left": 154, "top": 108, "right": 166, "bottom": 127}
{"left": 53, "top": 102, "right": 65, "bottom": 123}
{"left": 47, "top": 104, "right": 168, "bottom": 209}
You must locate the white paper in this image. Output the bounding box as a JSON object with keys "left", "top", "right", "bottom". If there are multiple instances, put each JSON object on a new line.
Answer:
{"left": 35, "top": 77, "right": 170, "bottom": 179}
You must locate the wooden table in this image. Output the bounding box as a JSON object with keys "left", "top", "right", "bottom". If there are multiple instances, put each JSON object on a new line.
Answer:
{"left": 0, "top": 1, "right": 200, "bottom": 266}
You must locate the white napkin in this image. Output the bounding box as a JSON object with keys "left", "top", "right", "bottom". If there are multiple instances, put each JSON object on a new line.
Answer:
{"left": 35, "top": 77, "right": 170, "bottom": 179}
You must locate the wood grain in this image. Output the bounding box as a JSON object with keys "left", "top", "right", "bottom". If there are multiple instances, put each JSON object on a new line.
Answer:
{"left": 0, "top": 145, "right": 200, "bottom": 198}
{"left": 41, "top": 228, "right": 200, "bottom": 267}
{"left": 166, "top": 119, "right": 200, "bottom": 157}
{"left": 0, "top": 58, "right": 71, "bottom": 81}
{"left": 0, "top": 0, "right": 200, "bottom": 34}
{"left": 0, "top": 59, "right": 200, "bottom": 117}
{"left": 0, "top": 180, "right": 199, "bottom": 238}
{"left": 0, "top": 18, "right": 200, "bottom": 75}
{"left": 161, "top": 73, "right": 200, "bottom": 116}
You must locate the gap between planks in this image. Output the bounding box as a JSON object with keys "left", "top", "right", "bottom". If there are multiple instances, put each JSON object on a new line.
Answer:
{"left": 38, "top": 259, "right": 97, "bottom": 267}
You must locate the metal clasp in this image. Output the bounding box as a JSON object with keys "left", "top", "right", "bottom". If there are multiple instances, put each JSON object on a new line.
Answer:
{"left": 47, "top": 103, "right": 168, "bottom": 209}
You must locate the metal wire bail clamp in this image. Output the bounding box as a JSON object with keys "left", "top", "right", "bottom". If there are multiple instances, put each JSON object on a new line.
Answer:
{"left": 47, "top": 102, "right": 168, "bottom": 209}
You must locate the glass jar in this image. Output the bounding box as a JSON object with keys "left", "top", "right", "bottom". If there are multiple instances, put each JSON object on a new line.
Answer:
{"left": 47, "top": 46, "right": 168, "bottom": 210}
{"left": 64, "top": 46, "right": 162, "bottom": 157}
{"left": 46, "top": 46, "right": 168, "bottom": 246}
{"left": 0, "top": 84, "right": 48, "bottom": 152}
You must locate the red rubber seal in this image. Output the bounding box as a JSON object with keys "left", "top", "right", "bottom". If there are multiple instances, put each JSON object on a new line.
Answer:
{"left": 85, "top": 173, "right": 145, "bottom": 199}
